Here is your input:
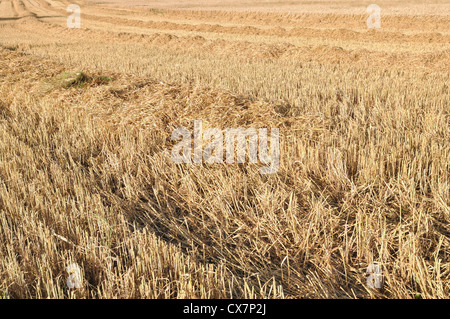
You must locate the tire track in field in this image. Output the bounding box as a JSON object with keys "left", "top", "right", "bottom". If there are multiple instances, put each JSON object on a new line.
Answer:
{"left": 22, "top": 0, "right": 54, "bottom": 17}
{"left": 20, "top": 0, "right": 70, "bottom": 17}
{"left": 42, "top": 0, "right": 70, "bottom": 10}
{"left": 12, "top": 0, "right": 37, "bottom": 17}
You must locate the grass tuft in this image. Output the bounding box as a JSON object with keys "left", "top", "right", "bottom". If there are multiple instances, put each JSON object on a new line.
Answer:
{"left": 47, "top": 71, "right": 112, "bottom": 89}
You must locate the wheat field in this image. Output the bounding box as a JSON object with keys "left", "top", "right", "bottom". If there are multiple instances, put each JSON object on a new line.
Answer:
{"left": 0, "top": 0, "right": 449, "bottom": 299}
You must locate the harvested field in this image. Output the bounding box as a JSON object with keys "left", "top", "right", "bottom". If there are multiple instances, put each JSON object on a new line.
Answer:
{"left": 0, "top": 0, "right": 449, "bottom": 299}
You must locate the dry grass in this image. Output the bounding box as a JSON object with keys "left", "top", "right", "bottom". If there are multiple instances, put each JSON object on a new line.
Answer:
{"left": 0, "top": 0, "right": 449, "bottom": 299}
